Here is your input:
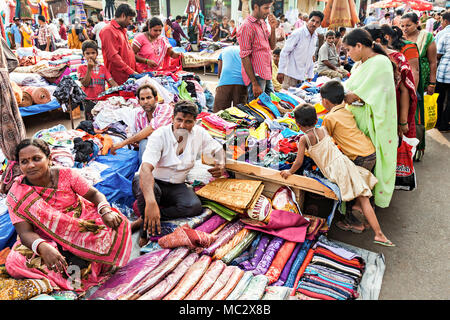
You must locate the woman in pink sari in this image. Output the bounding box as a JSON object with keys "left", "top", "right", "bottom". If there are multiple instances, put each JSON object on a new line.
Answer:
{"left": 5, "top": 139, "right": 132, "bottom": 293}
{"left": 132, "top": 17, "right": 182, "bottom": 73}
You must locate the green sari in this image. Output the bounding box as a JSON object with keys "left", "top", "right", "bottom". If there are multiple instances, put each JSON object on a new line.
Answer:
{"left": 345, "top": 55, "right": 398, "bottom": 208}
{"left": 415, "top": 29, "right": 435, "bottom": 154}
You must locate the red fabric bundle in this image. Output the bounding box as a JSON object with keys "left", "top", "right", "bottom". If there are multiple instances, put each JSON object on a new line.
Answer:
{"left": 158, "top": 224, "right": 218, "bottom": 249}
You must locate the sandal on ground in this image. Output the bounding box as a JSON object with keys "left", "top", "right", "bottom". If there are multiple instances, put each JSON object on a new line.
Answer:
{"left": 373, "top": 239, "right": 396, "bottom": 247}
{"left": 336, "top": 220, "right": 365, "bottom": 234}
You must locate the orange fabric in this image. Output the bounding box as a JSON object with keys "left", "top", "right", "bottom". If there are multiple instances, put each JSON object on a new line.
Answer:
{"left": 0, "top": 247, "right": 11, "bottom": 265}
{"left": 401, "top": 43, "right": 420, "bottom": 61}
{"left": 290, "top": 248, "right": 315, "bottom": 296}
{"left": 313, "top": 247, "right": 363, "bottom": 268}
{"left": 212, "top": 228, "right": 251, "bottom": 260}
{"left": 265, "top": 240, "right": 297, "bottom": 284}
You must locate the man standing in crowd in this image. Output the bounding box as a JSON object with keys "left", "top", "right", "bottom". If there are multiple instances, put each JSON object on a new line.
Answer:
{"left": 100, "top": 3, "right": 137, "bottom": 85}
{"left": 379, "top": 13, "right": 391, "bottom": 25}
{"left": 171, "top": 15, "right": 189, "bottom": 46}
{"left": 134, "top": 100, "right": 225, "bottom": 244}
{"left": 58, "top": 19, "right": 67, "bottom": 41}
{"left": 364, "top": 12, "right": 377, "bottom": 25}
{"left": 93, "top": 14, "right": 106, "bottom": 49}
{"left": 436, "top": 11, "right": 450, "bottom": 132}
{"left": 36, "top": 15, "right": 51, "bottom": 51}
{"left": 277, "top": 11, "right": 324, "bottom": 89}
{"left": 237, "top": 0, "right": 278, "bottom": 102}
{"left": 10, "top": 18, "right": 22, "bottom": 49}
{"left": 392, "top": 9, "right": 403, "bottom": 27}
{"left": 214, "top": 45, "right": 247, "bottom": 112}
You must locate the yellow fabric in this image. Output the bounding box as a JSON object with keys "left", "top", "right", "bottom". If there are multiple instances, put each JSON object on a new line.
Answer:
{"left": 196, "top": 178, "right": 264, "bottom": 214}
{"left": 0, "top": 278, "right": 53, "bottom": 300}
{"left": 68, "top": 28, "right": 88, "bottom": 49}
{"left": 272, "top": 61, "right": 282, "bottom": 91}
{"left": 20, "top": 25, "right": 33, "bottom": 47}
{"left": 275, "top": 117, "right": 300, "bottom": 132}
{"left": 322, "top": 104, "right": 375, "bottom": 160}
{"left": 249, "top": 122, "right": 269, "bottom": 140}
{"left": 227, "top": 106, "right": 255, "bottom": 120}
{"left": 248, "top": 100, "right": 276, "bottom": 120}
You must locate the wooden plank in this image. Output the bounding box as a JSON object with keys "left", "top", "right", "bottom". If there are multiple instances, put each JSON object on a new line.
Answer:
{"left": 203, "top": 157, "right": 338, "bottom": 200}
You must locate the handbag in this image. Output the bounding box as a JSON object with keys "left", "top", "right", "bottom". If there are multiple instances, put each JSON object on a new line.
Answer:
{"left": 423, "top": 93, "right": 439, "bottom": 130}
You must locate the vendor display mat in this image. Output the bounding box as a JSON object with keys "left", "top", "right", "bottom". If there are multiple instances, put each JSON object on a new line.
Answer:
{"left": 19, "top": 99, "right": 61, "bottom": 117}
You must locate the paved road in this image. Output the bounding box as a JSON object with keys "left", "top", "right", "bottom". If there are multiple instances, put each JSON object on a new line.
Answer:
{"left": 22, "top": 72, "right": 450, "bottom": 300}
{"left": 328, "top": 129, "right": 450, "bottom": 300}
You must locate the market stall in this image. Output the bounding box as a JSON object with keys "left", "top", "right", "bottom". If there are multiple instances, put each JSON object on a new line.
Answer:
{"left": 0, "top": 53, "right": 387, "bottom": 300}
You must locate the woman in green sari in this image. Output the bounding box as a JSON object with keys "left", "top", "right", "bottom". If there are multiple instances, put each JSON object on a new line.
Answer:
{"left": 401, "top": 13, "right": 437, "bottom": 161}
{"left": 342, "top": 28, "right": 398, "bottom": 209}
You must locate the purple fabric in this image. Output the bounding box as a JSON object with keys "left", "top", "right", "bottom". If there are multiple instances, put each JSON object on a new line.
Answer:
{"left": 239, "top": 235, "right": 271, "bottom": 271}
{"left": 272, "top": 242, "right": 302, "bottom": 286}
{"left": 242, "top": 209, "right": 310, "bottom": 243}
{"left": 138, "top": 253, "right": 199, "bottom": 300}
{"left": 252, "top": 237, "right": 285, "bottom": 276}
{"left": 195, "top": 214, "right": 227, "bottom": 233}
{"left": 202, "top": 220, "right": 244, "bottom": 256}
{"left": 88, "top": 249, "right": 170, "bottom": 300}
{"left": 132, "top": 247, "right": 190, "bottom": 297}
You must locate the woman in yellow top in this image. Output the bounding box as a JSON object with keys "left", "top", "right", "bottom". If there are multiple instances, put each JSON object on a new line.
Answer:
{"left": 68, "top": 19, "right": 89, "bottom": 49}
{"left": 20, "top": 22, "right": 33, "bottom": 47}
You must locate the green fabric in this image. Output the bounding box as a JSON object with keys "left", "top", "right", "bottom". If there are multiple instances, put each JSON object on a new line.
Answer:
{"left": 344, "top": 55, "right": 397, "bottom": 208}
{"left": 222, "top": 231, "right": 258, "bottom": 264}
{"left": 415, "top": 30, "right": 434, "bottom": 151}
{"left": 201, "top": 200, "right": 237, "bottom": 221}
{"left": 178, "top": 81, "right": 194, "bottom": 101}
{"left": 270, "top": 92, "right": 281, "bottom": 103}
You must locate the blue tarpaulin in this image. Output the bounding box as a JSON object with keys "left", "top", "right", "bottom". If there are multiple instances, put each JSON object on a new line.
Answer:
{"left": 0, "top": 207, "right": 16, "bottom": 251}
{"left": 19, "top": 99, "right": 61, "bottom": 117}
{"left": 93, "top": 148, "right": 139, "bottom": 208}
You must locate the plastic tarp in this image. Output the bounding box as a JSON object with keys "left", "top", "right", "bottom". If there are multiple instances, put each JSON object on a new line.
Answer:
{"left": 19, "top": 99, "right": 61, "bottom": 117}
{"left": 93, "top": 148, "right": 139, "bottom": 208}
{"left": 0, "top": 198, "right": 16, "bottom": 250}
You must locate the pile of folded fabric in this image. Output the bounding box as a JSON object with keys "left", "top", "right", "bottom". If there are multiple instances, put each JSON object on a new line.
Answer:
{"left": 293, "top": 236, "right": 365, "bottom": 300}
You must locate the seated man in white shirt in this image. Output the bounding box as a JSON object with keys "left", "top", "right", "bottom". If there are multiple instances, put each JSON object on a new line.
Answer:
{"left": 277, "top": 11, "right": 324, "bottom": 89}
{"left": 110, "top": 84, "right": 173, "bottom": 164}
{"left": 133, "top": 100, "right": 226, "bottom": 246}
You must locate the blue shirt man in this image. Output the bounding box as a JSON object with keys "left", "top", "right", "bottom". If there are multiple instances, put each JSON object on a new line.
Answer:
{"left": 11, "top": 19, "right": 22, "bottom": 48}
{"left": 213, "top": 45, "right": 248, "bottom": 112}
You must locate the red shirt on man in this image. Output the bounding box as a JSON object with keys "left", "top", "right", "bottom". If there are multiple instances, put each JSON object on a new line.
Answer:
{"left": 237, "top": 15, "right": 272, "bottom": 86}
{"left": 99, "top": 20, "right": 136, "bottom": 85}
{"left": 59, "top": 24, "right": 67, "bottom": 40}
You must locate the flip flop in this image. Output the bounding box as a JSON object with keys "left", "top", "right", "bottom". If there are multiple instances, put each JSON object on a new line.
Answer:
{"left": 373, "top": 239, "right": 396, "bottom": 247}
{"left": 336, "top": 220, "right": 364, "bottom": 234}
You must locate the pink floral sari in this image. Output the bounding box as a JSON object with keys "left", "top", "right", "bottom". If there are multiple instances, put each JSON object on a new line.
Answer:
{"left": 5, "top": 168, "right": 132, "bottom": 292}
{"left": 132, "top": 33, "right": 171, "bottom": 73}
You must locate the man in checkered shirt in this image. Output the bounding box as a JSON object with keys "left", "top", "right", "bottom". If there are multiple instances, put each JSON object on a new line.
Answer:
{"left": 36, "top": 15, "right": 51, "bottom": 51}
